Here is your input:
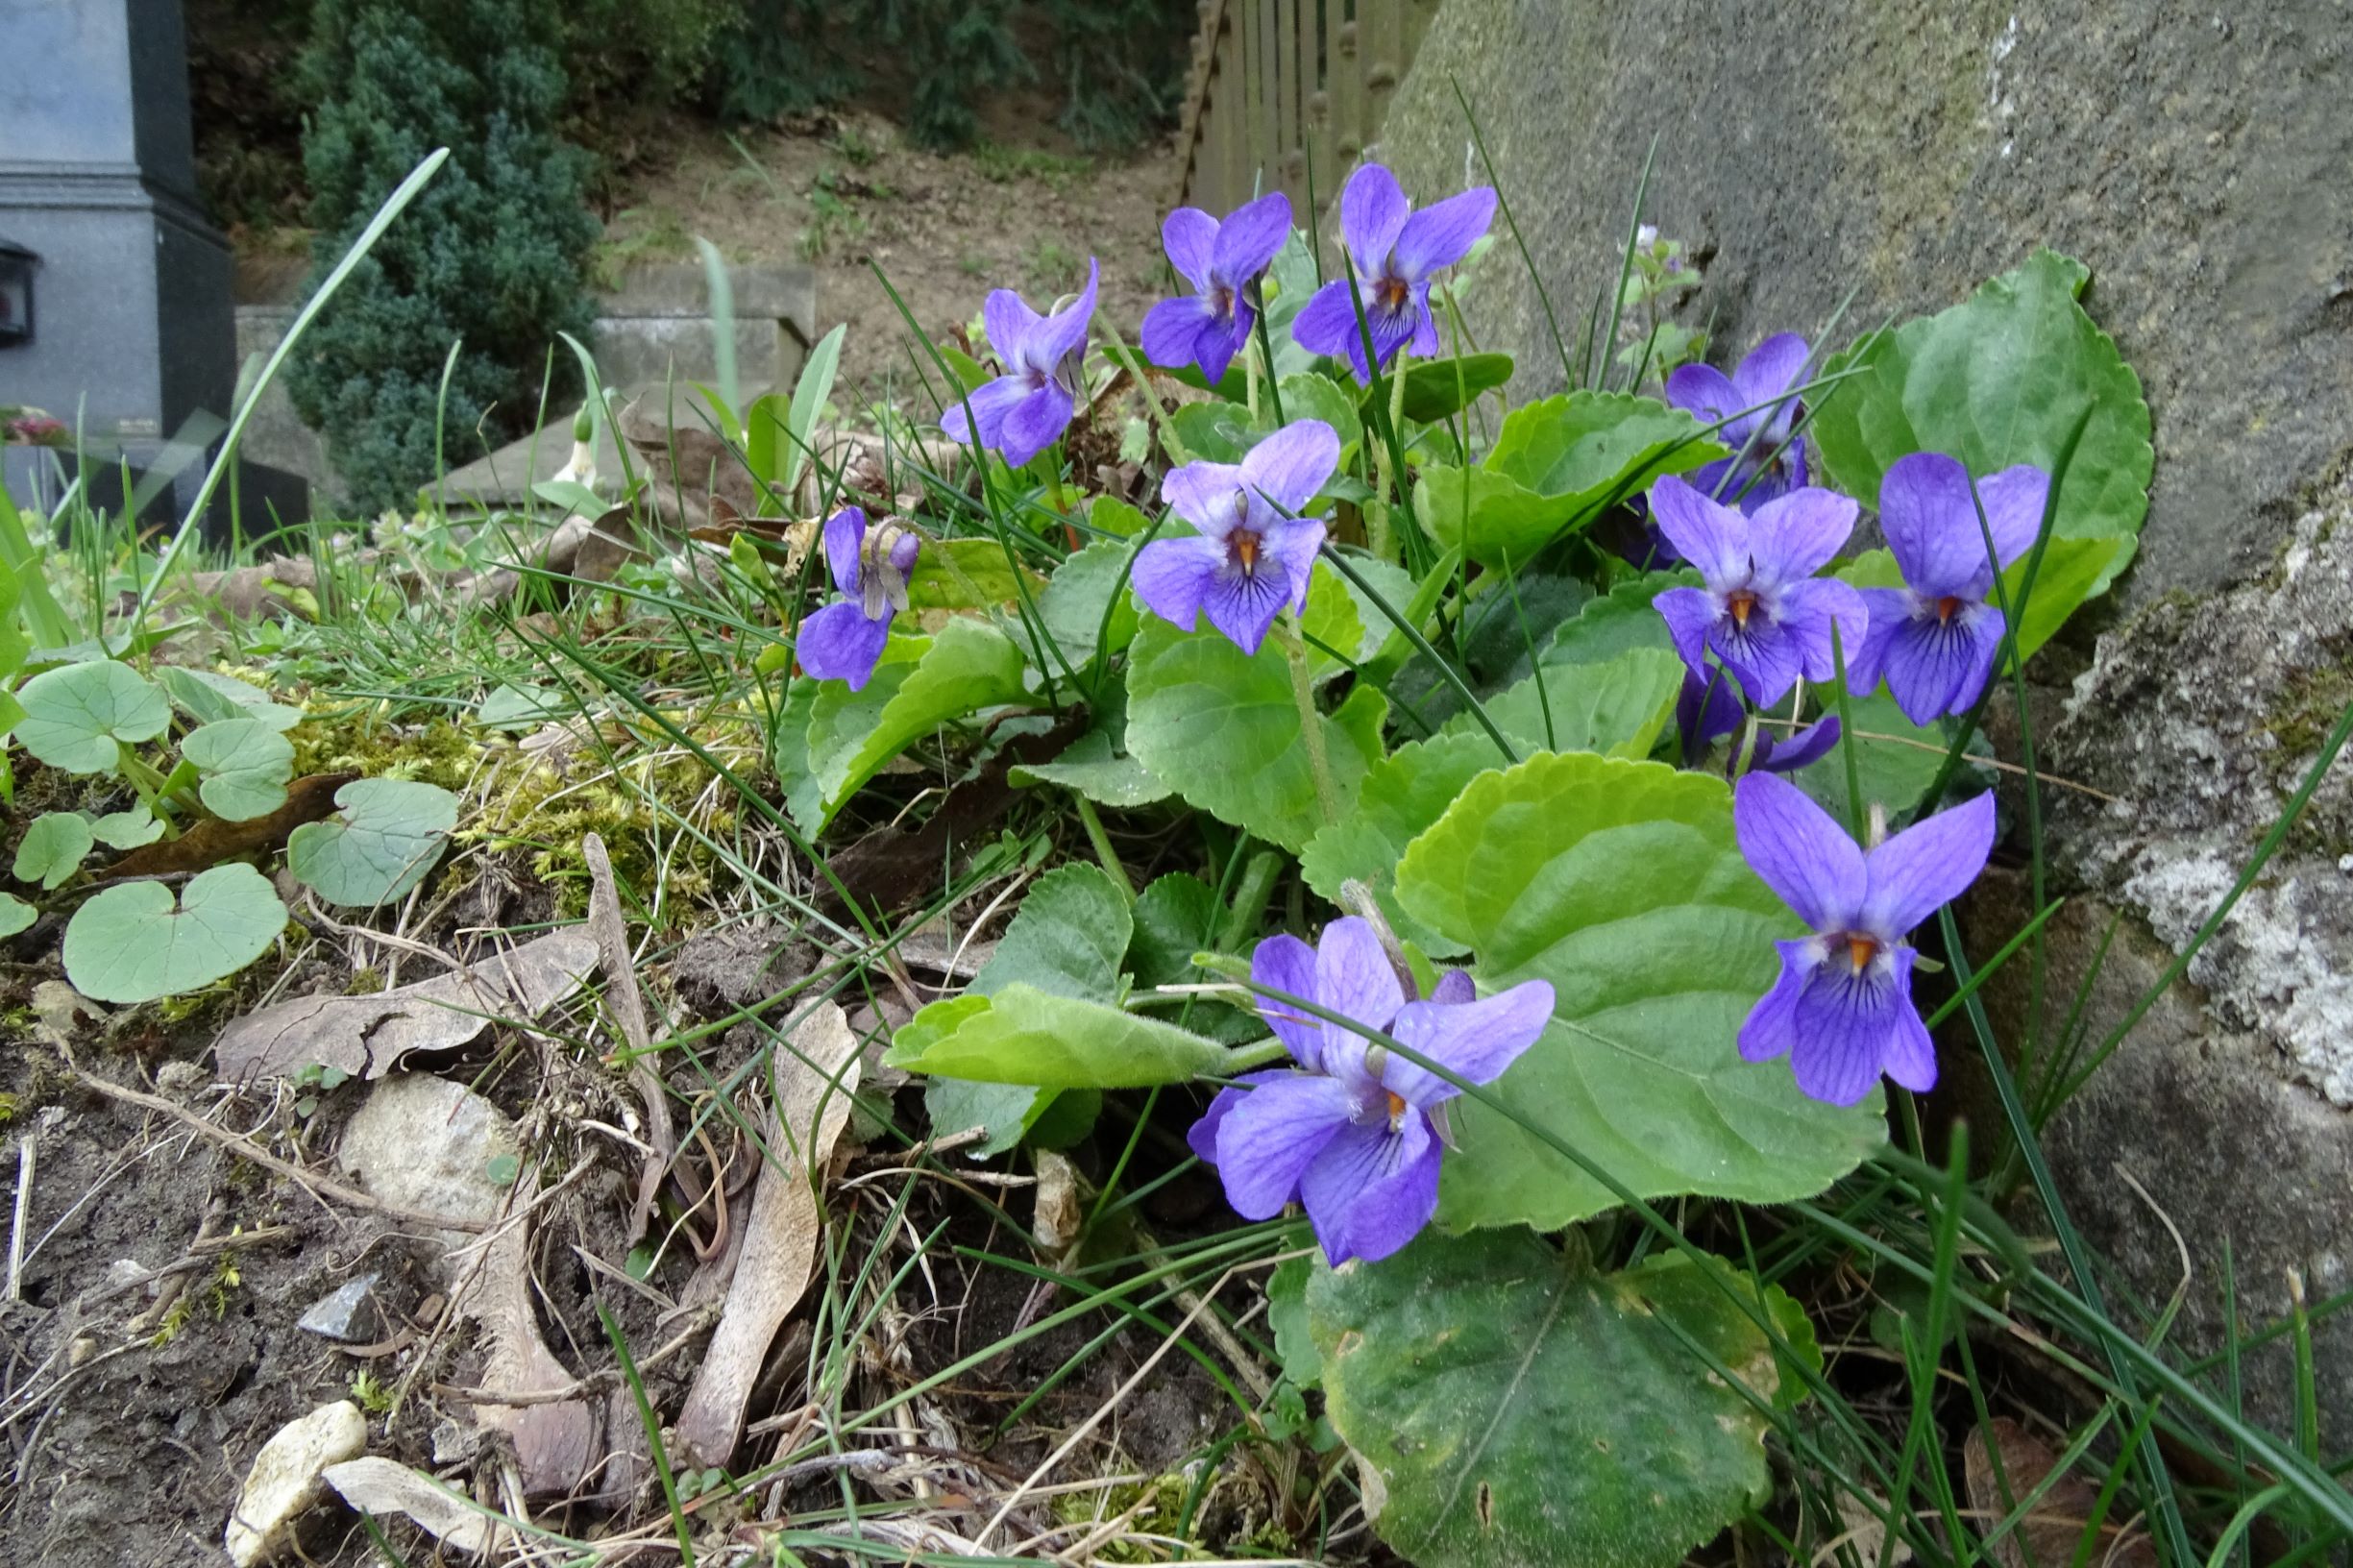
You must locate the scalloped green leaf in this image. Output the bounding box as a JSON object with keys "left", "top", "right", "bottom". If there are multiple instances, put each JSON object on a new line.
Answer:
{"left": 181, "top": 718, "right": 295, "bottom": 821}
{"left": 888, "top": 982, "right": 1230, "bottom": 1089}
{"left": 13, "top": 812, "right": 93, "bottom": 891}
{"left": 156, "top": 667, "right": 303, "bottom": 732}
{"left": 905, "top": 538, "right": 1042, "bottom": 611}
{"left": 1375, "top": 353, "right": 1516, "bottom": 423}
{"left": 62, "top": 863, "right": 287, "bottom": 1003}
{"left": 287, "top": 778, "right": 459, "bottom": 907}
{"left": 1451, "top": 645, "right": 1684, "bottom": 760}
{"left": 1811, "top": 249, "right": 2151, "bottom": 600}
{"left": 90, "top": 804, "right": 165, "bottom": 849}
{"left": 0, "top": 893, "right": 33, "bottom": 940}
{"left": 13, "top": 661, "right": 170, "bottom": 773}
{"left": 1278, "top": 372, "right": 1363, "bottom": 464}
{"left": 1125, "top": 570, "right": 1385, "bottom": 852}
{"left": 1309, "top": 1230, "right": 1820, "bottom": 1568}
{"left": 1544, "top": 572, "right": 1690, "bottom": 665}
{"left": 1421, "top": 393, "right": 1721, "bottom": 568}
{"left": 923, "top": 864, "right": 1134, "bottom": 1154}
{"left": 1302, "top": 732, "right": 1502, "bottom": 961}
{"left": 1394, "top": 752, "right": 1885, "bottom": 1231}
{"left": 1039, "top": 538, "right": 1140, "bottom": 672}
{"left": 805, "top": 618, "right": 1031, "bottom": 823}
{"left": 1169, "top": 400, "right": 1253, "bottom": 464}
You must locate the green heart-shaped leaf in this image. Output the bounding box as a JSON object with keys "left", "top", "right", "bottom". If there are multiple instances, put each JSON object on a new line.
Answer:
{"left": 888, "top": 983, "right": 1229, "bottom": 1089}
{"left": 13, "top": 661, "right": 169, "bottom": 773}
{"left": 1394, "top": 752, "right": 1885, "bottom": 1231}
{"left": 804, "top": 618, "right": 1032, "bottom": 825}
{"left": 91, "top": 803, "right": 166, "bottom": 849}
{"left": 287, "top": 778, "right": 459, "bottom": 907}
{"left": 1303, "top": 732, "right": 1503, "bottom": 961}
{"left": 1310, "top": 1230, "right": 1819, "bottom": 1568}
{"left": 181, "top": 718, "right": 295, "bottom": 821}
{"left": 156, "top": 667, "right": 303, "bottom": 732}
{"left": 1452, "top": 646, "right": 1685, "bottom": 760}
{"left": 13, "top": 812, "right": 93, "bottom": 891}
{"left": 0, "top": 893, "right": 34, "bottom": 940}
{"left": 62, "top": 863, "right": 287, "bottom": 1003}
{"left": 1038, "top": 538, "right": 1141, "bottom": 673}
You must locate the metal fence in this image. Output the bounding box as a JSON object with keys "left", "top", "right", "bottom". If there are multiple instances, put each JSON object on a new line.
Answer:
{"left": 1175, "top": 0, "right": 1443, "bottom": 219}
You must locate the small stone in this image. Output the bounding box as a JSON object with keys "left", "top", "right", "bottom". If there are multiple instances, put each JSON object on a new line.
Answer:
{"left": 154, "top": 1060, "right": 209, "bottom": 1098}
{"left": 103, "top": 1259, "right": 150, "bottom": 1292}
{"left": 224, "top": 1400, "right": 367, "bottom": 1566}
{"left": 65, "top": 1335, "right": 95, "bottom": 1368}
{"left": 430, "top": 1416, "right": 483, "bottom": 1466}
{"left": 337, "top": 1074, "right": 518, "bottom": 1259}
{"left": 295, "top": 1273, "right": 381, "bottom": 1341}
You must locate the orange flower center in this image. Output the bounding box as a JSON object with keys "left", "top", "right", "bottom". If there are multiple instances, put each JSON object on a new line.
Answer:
{"left": 1233, "top": 529, "right": 1261, "bottom": 576}
{"left": 1935, "top": 595, "right": 1962, "bottom": 625}
{"left": 1385, "top": 1090, "right": 1408, "bottom": 1127}
{"left": 1846, "top": 934, "right": 1881, "bottom": 974}
{"left": 1378, "top": 275, "right": 1411, "bottom": 312}
{"left": 1726, "top": 588, "right": 1759, "bottom": 628}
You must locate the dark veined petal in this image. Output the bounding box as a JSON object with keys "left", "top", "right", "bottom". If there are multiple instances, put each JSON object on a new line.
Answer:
{"left": 1192, "top": 309, "right": 1250, "bottom": 386}
{"left": 1129, "top": 535, "right": 1228, "bottom": 634}
{"left": 795, "top": 600, "right": 891, "bottom": 691}
{"left": 1748, "top": 486, "right": 1858, "bottom": 586}
{"left": 1214, "top": 1073, "right": 1356, "bottom": 1218}
{"left": 1711, "top": 610, "right": 1806, "bottom": 709}
{"left": 1289, "top": 278, "right": 1366, "bottom": 360}
{"left": 1733, "top": 772, "right": 1867, "bottom": 932}
{"left": 1654, "top": 586, "right": 1719, "bottom": 686}
{"left": 1842, "top": 586, "right": 1912, "bottom": 698}
{"left": 1141, "top": 294, "right": 1220, "bottom": 370}
{"left": 1187, "top": 1069, "right": 1293, "bottom": 1164}
{"left": 1879, "top": 607, "right": 2003, "bottom": 725}
{"left": 1337, "top": 163, "right": 1410, "bottom": 273}
{"left": 1665, "top": 361, "right": 1748, "bottom": 441}
{"left": 1391, "top": 185, "right": 1496, "bottom": 281}
{"left": 1200, "top": 561, "right": 1297, "bottom": 655}
{"left": 1785, "top": 946, "right": 1922, "bottom": 1106}
{"left": 1647, "top": 475, "right": 1750, "bottom": 586}
{"left": 982, "top": 287, "right": 1042, "bottom": 365}
{"left": 1754, "top": 714, "right": 1843, "bottom": 774}
{"left": 1161, "top": 207, "right": 1219, "bottom": 290}
{"left": 1879, "top": 451, "right": 2000, "bottom": 600}
{"left": 1212, "top": 189, "right": 1292, "bottom": 284}
{"left": 1876, "top": 947, "right": 1939, "bottom": 1091}
{"left": 1261, "top": 516, "right": 1327, "bottom": 614}
{"left": 1301, "top": 1112, "right": 1440, "bottom": 1264}
{"left": 1859, "top": 789, "right": 1997, "bottom": 941}
{"left": 1383, "top": 978, "right": 1556, "bottom": 1108}
{"left": 1250, "top": 933, "right": 1325, "bottom": 1067}
{"left": 1737, "top": 938, "right": 1817, "bottom": 1065}
{"left": 821, "top": 506, "right": 867, "bottom": 599}
{"left": 997, "top": 382, "right": 1076, "bottom": 470}
{"left": 1240, "top": 418, "right": 1341, "bottom": 515}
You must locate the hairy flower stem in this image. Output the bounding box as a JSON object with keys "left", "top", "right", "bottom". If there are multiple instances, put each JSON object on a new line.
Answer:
{"left": 1248, "top": 283, "right": 1287, "bottom": 428}
{"left": 1215, "top": 849, "right": 1284, "bottom": 951}
{"left": 1070, "top": 794, "right": 1135, "bottom": 904}
{"left": 1279, "top": 615, "right": 1340, "bottom": 825}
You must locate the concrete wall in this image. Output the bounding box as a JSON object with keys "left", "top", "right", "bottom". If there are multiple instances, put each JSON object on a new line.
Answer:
{"left": 1381, "top": 0, "right": 2353, "bottom": 1438}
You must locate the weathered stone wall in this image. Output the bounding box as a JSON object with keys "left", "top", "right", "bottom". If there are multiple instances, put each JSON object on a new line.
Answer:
{"left": 1382, "top": 0, "right": 2353, "bottom": 1436}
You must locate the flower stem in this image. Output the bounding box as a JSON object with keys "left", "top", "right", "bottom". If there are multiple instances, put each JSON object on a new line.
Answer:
{"left": 1069, "top": 793, "right": 1135, "bottom": 904}
{"left": 1248, "top": 283, "right": 1287, "bottom": 428}
{"left": 1216, "top": 849, "right": 1284, "bottom": 952}
{"left": 1280, "top": 614, "right": 1340, "bottom": 826}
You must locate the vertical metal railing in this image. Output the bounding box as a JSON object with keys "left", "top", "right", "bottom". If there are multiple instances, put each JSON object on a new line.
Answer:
{"left": 1175, "top": 0, "right": 1442, "bottom": 221}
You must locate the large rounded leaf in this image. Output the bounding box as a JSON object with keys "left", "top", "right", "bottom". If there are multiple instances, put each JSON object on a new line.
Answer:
{"left": 13, "top": 811, "right": 93, "bottom": 891}
{"left": 288, "top": 778, "right": 459, "bottom": 907}
{"left": 1809, "top": 250, "right": 2151, "bottom": 601}
{"left": 1301, "top": 731, "right": 1502, "bottom": 959}
{"left": 805, "top": 618, "right": 1031, "bottom": 825}
{"left": 1124, "top": 569, "right": 1385, "bottom": 852}
{"left": 1394, "top": 752, "right": 1885, "bottom": 1230}
{"left": 887, "top": 984, "right": 1230, "bottom": 1089}
{"left": 1309, "top": 1230, "right": 1818, "bottom": 1568}
{"left": 13, "top": 661, "right": 170, "bottom": 773}
{"left": 63, "top": 863, "right": 287, "bottom": 1003}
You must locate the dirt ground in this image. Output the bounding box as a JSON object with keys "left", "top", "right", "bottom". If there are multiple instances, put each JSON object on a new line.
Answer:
{"left": 593, "top": 107, "right": 1184, "bottom": 395}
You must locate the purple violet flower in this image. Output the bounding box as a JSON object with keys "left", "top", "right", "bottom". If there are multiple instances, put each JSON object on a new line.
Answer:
{"left": 1650, "top": 474, "right": 1869, "bottom": 710}
{"left": 1291, "top": 164, "right": 1495, "bottom": 383}
{"left": 1734, "top": 773, "right": 1996, "bottom": 1105}
{"left": 1188, "top": 918, "right": 1554, "bottom": 1265}
{"left": 1846, "top": 452, "right": 2053, "bottom": 724}
{"left": 941, "top": 257, "right": 1100, "bottom": 469}
{"left": 1141, "top": 191, "right": 1292, "bottom": 386}
{"left": 1666, "top": 333, "right": 1813, "bottom": 516}
{"left": 1130, "top": 418, "right": 1337, "bottom": 655}
{"left": 797, "top": 506, "right": 919, "bottom": 692}
{"left": 1678, "top": 669, "right": 1844, "bottom": 775}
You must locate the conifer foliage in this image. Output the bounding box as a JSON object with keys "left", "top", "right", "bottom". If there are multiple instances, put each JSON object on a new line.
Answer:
{"left": 287, "top": 0, "right": 597, "bottom": 512}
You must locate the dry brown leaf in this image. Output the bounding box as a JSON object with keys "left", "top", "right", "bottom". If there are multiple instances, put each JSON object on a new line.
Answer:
{"left": 104, "top": 771, "right": 355, "bottom": 879}
{"left": 322, "top": 1458, "right": 496, "bottom": 1553}
{"left": 1964, "top": 1417, "right": 2157, "bottom": 1568}
{"left": 583, "top": 833, "right": 674, "bottom": 1245}
{"left": 213, "top": 931, "right": 599, "bottom": 1083}
{"left": 460, "top": 1163, "right": 600, "bottom": 1497}
{"left": 1033, "top": 1151, "right": 1082, "bottom": 1252}
{"left": 673, "top": 999, "right": 863, "bottom": 1467}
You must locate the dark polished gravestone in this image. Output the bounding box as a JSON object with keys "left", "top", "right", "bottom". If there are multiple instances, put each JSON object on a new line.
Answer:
{"left": 0, "top": 0, "right": 306, "bottom": 535}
